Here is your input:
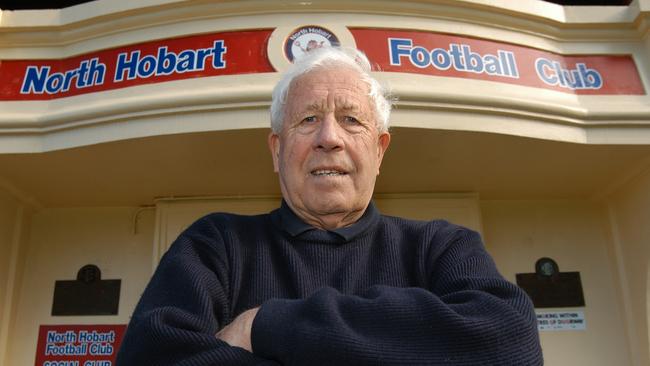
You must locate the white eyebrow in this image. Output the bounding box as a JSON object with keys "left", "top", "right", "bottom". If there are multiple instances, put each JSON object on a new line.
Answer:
{"left": 306, "top": 101, "right": 324, "bottom": 111}
{"left": 338, "top": 104, "right": 361, "bottom": 112}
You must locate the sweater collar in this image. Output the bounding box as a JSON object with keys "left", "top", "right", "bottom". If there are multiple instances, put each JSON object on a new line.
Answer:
{"left": 273, "top": 199, "right": 379, "bottom": 241}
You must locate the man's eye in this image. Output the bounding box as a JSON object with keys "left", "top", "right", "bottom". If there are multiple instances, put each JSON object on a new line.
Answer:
{"left": 302, "top": 116, "right": 317, "bottom": 123}
{"left": 343, "top": 116, "right": 360, "bottom": 124}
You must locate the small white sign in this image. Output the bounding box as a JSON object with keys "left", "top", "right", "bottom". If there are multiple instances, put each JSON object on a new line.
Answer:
{"left": 536, "top": 310, "right": 586, "bottom": 331}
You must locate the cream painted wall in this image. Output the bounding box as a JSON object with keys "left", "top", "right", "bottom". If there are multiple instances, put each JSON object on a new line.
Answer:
{"left": 0, "top": 191, "right": 19, "bottom": 363}
{"left": 0, "top": 191, "right": 21, "bottom": 366}
{"left": 480, "top": 200, "right": 631, "bottom": 366}
{"left": 0, "top": 188, "right": 32, "bottom": 366}
{"left": 5, "top": 207, "right": 154, "bottom": 366}
{"left": 607, "top": 167, "right": 650, "bottom": 366}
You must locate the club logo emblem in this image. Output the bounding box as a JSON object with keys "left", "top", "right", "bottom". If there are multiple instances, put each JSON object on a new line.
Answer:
{"left": 284, "top": 26, "right": 340, "bottom": 62}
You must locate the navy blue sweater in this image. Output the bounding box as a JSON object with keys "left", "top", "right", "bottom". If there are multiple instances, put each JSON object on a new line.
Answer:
{"left": 117, "top": 202, "right": 542, "bottom": 365}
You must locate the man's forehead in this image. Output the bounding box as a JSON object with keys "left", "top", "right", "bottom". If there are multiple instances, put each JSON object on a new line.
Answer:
{"left": 303, "top": 98, "right": 364, "bottom": 112}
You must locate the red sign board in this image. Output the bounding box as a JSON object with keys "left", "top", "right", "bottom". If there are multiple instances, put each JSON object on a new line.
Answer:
{"left": 0, "top": 29, "right": 274, "bottom": 101}
{"left": 1, "top": 27, "right": 644, "bottom": 100}
{"left": 350, "top": 28, "right": 645, "bottom": 95}
{"left": 34, "top": 324, "right": 126, "bottom": 366}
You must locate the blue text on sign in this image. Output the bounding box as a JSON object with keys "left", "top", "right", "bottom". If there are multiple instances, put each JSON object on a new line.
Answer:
{"left": 388, "top": 38, "right": 519, "bottom": 78}
{"left": 114, "top": 40, "right": 227, "bottom": 82}
{"left": 535, "top": 58, "right": 602, "bottom": 90}
{"left": 20, "top": 58, "right": 106, "bottom": 94}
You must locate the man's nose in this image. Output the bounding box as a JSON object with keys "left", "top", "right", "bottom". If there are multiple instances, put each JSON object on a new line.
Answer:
{"left": 315, "top": 114, "right": 343, "bottom": 151}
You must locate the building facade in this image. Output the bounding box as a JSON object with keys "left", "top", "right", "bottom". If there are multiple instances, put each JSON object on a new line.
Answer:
{"left": 1, "top": 0, "right": 649, "bottom": 365}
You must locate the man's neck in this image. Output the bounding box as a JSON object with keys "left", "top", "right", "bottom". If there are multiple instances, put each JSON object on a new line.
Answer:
{"left": 288, "top": 203, "right": 366, "bottom": 231}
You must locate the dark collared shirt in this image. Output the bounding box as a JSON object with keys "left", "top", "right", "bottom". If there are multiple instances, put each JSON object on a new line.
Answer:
{"left": 272, "top": 199, "right": 380, "bottom": 242}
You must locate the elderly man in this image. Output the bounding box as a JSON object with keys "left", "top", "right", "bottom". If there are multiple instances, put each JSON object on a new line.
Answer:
{"left": 117, "top": 47, "right": 542, "bottom": 365}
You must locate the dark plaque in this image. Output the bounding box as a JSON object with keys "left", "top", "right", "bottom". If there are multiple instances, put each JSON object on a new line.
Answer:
{"left": 516, "top": 258, "right": 585, "bottom": 308}
{"left": 52, "top": 264, "right": 121, "bottom": 316}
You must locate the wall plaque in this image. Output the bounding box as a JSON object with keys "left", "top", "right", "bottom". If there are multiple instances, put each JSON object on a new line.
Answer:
{"left": 516, "top": 257, "right": 585, "bottom": 308}
{"left": 52, "top": 265, "right": 121, "bottom": 316}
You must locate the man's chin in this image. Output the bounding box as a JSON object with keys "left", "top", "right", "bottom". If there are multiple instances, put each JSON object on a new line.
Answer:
{"left": 305, "top": 199, "right": 364, "bottom": 218}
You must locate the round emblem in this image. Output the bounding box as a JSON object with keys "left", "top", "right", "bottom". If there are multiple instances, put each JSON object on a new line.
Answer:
{"left": 535, "top": 257, "right": 559, "bottom": 278}
{"left": 284, "top": 25, "right": 340, "bottom": 62}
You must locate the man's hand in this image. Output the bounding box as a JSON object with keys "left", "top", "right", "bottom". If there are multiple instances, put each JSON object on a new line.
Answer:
{"left": 216, "top": 307, "right": 259, "bottom": 352}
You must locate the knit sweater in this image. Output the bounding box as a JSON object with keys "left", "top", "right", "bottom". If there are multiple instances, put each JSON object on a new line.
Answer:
{"left": 116, "top": 201, "right": 543, "bottom": 365}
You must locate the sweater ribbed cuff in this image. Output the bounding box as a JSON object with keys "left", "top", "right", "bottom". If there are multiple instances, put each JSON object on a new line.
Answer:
{"left": 251, "top": 298, "right": 301, "bottom": 362}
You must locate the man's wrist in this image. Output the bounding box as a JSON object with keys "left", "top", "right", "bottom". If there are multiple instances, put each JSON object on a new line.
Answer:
{"left": 216, "top": 307, "right": 259, "bottom": 352}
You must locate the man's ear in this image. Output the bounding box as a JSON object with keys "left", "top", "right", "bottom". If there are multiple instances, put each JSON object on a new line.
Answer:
{"left": 376, "top": 132, "right": 391, "bottom": 174}
{"left": 268, "top": 132, "right": 281, "bottom": 173}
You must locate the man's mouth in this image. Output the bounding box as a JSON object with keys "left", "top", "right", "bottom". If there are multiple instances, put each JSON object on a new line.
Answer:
{"left": 311, "top": 169, "right": 348, "bottom": 176}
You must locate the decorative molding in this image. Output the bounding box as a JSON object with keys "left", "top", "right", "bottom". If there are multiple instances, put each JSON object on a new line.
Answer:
{"left": 0, "top": 0, "right": 649, "bottom": 152}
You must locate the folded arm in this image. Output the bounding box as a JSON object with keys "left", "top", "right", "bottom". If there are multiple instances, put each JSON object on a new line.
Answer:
{"left": 250, "top": 228, "right": 543, "bottom": 365}
{"left": 116, "top": 217, "right": 278, "bottom": 366}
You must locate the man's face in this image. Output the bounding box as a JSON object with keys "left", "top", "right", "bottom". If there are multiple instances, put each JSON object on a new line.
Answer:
{"left": 268, "top": 67, "right": 390, "bottom": 230}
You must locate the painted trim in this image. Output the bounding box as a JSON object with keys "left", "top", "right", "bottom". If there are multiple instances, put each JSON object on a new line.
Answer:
{"left": 0, "top": 205, "right": 24, "bottom": 366}
{"left": 606, "top": 203, "right": 643, "bottom": 366}
{"left": 1, "top": 2, "right": 649, "bottom": 152}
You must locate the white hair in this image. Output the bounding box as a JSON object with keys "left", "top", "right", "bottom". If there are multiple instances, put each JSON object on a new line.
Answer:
{"left": 270, "top": 47, "right": 392, "bottom": 133}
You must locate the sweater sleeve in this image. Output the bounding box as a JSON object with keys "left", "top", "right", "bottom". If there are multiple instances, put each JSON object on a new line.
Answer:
{"left": 116, "top": 216, "right": 279, "bottom": 366}
{"left": 250, "top": 226, "right": 543, "bottom": 365}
